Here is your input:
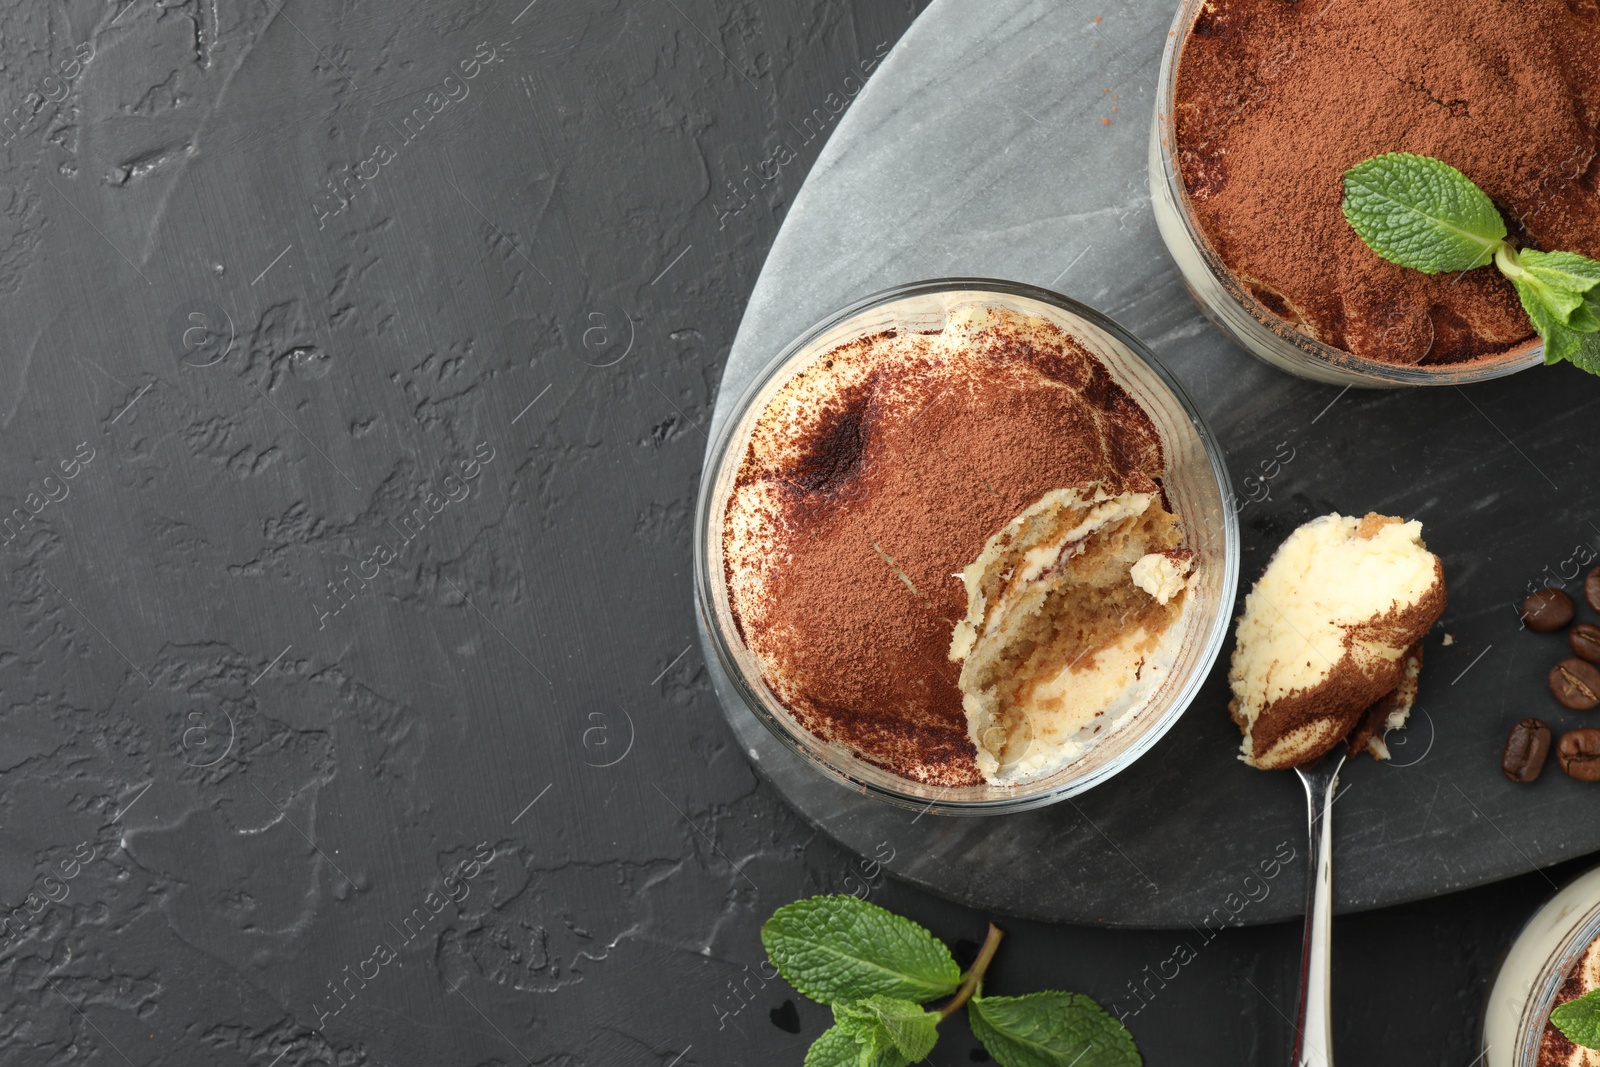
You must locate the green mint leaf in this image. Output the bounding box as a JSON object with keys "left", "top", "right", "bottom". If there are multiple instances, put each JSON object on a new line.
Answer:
{"left": 969, "top": 991, "right": 1141, "bottom": 1067}
{"left": 1341, "top": 153, "right": 1505, "bottom": 273}
{"left": 805, "top": 1024, "right": 877, "bottom": 1067}
{"left": 1543, "top": 322, "right": 1587, "bottom": 366}
{"left": 1508, "top": 254, "right": 1592, "bottom": 324}
{"left": 1513, "top": 273, "right": 1580, "bottom": 361}
{"left": 834, "top": 996, "right": 939, "bottom": 1061}
{"left": 1568, "top": 327, "right": 1600, "bottom": 377}
{"left": 763, "top": 896, "right": 961, "bottom": 1006}
{"left": 1573, "top": 281, "right": 1600, "bottom": 335}
{"left": 1518, "top": 249, "right": 1600, "bottom": 297}
{"left": 809, "top": 1003, "right": 926, "bottom": 1067}
{"left": 1570, "top": 296, "right": 1600, "bottom": 335}
{"left": 1511, "top": 272, "right": 1600, "bottom": 366}
{"left": 1552, "top": 989, "right": 1600, "bottom": 1050}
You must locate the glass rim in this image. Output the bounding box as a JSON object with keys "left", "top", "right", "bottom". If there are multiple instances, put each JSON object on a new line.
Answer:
{"left": 693, "top": 277, "right": 1240, "bottom": 815}
{"left": 1151, "top": 0, "right": 1544, "bottom": 386}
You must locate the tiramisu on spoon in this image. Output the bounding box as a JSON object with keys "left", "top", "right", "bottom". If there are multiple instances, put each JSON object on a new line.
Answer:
{"left": 1229, "top": 513, "right": 1446, "bottom": 1065}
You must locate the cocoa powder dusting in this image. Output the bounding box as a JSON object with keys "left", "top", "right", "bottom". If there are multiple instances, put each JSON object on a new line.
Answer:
{"left": 1174, "top": 0, "right": 1600, "bottom": 365}
{"left": 723, "top": 313, "right": 1165, "bottom": 786}
{"left": 1538, "top": 956, "right": 1595, "bottom": 1066}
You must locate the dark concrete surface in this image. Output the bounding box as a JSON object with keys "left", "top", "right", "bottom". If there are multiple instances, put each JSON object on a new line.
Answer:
{"left": 0, "top": 1, "right": 1581, "bottom": 1064}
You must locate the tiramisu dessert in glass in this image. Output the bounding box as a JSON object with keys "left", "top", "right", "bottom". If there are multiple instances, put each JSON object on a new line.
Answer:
{"left": 1150, "top": 0, "right": 1600, "bottom": 385}
{"left": 695, "top": 281, "right": 1237, "bottom": 812}
{"left": 1484, "top": 865, "right": 1600, "bottom": 1067}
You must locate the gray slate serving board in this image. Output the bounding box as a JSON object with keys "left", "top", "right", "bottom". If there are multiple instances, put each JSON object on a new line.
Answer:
{"left": 700, "top": 0, "right": 1600, "bottom": 927}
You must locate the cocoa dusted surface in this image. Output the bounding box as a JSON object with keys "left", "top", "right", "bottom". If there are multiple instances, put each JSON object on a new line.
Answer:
{"left": 1346, "top": 643, "right": 1425, "bottom": 758}
{"left": 1174, "top": 0, "right": 1600, "bottom": 365}
{"left": 727, "top": 318, "right": 1165, "bottom": 785}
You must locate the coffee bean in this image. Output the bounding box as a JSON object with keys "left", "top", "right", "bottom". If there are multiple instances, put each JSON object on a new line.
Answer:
{"left": 1551, "top": 658, "right": 1600, "bottom": 710}
{"left": 1559, "top": 728, "right": 1600, "bottom": 781}
{"left": 1588, "top": 566, "right": 1600, "bottom": 614}
{"left": 1503, "top": 718, "right": 1552, "bottom": 782}
{"left": 1573, "top": 623, "right": 1600, "bottom": 664}
{"left": 1523, "top": 588, "right": 1575, "bottom": 632}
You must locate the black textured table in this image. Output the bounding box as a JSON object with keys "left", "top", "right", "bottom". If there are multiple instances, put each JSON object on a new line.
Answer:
{"left": 0, "top": 1, "right": 1588, "bottom": 1065}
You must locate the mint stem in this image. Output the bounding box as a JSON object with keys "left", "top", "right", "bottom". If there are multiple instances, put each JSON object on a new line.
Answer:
{"left": 939, "top": 923, "right": 1005, "bottom": 1019}
{"left": 1494, "top": 242, "right": 1523, "bottom": 278}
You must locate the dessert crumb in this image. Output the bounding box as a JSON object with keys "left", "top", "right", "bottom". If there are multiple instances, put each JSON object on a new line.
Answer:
{"left": 1102, "top": 117, "right": 1111, "bottom": 126}
{"left": 1355, "top": 512, "right": 1398, "bottom": 540}
{"left": 1443, "top": 633, "right": 1455, "bottom": 646}
{"left": 1094, "top": 15, "right": 1103, "bottom": 23}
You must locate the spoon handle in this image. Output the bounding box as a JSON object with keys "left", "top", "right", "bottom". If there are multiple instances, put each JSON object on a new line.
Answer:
{"left": 1292, "top": 754, "right": 1344, "bottom": 1067}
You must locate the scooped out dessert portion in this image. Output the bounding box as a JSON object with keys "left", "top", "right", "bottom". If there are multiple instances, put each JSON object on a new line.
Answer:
{"left": 950, "top": 487, "right": 1193, "bottom": 780}
{"left": 720, "top": 302, "right": 1198, "bottom": 788}
{"left": 1230, "top": 513, "right": 1446, "bottom": 770}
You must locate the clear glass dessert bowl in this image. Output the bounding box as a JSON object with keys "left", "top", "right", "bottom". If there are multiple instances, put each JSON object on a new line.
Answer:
{"left": 694, "top": 279, "right": 1239, "bottom": 815}
{"left": 1148, "top": 0, "right": 1543, "bottom": 388}
{"left": 1483, "top": 864, "right": 1600, "bottom": 1067}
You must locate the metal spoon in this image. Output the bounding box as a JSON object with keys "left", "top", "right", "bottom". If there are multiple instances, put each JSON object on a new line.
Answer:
{"left": 1290, "top": 750, "right": 1345, "bottom": 1067}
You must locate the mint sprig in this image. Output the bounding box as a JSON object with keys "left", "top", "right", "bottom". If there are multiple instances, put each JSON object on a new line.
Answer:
{"left": 1552, "top": 988, "right": 1600, "bottom": 1050}
{"left": 1340, "top": 152, "right": 1600, "bottom": 375}
{"left": 762, "top": 895, "right": 1140, "bottom": 1066}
